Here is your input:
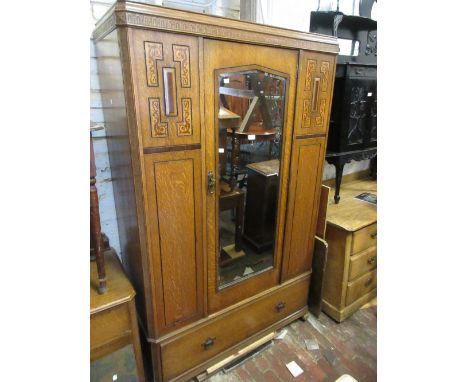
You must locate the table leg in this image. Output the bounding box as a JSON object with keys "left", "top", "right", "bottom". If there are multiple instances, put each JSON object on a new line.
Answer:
{"left": 334, "top": 161, "right": 345, "bottom": 204}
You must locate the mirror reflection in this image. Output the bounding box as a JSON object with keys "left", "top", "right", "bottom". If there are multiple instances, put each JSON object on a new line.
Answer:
{"left": 217, "top": 69, "right": 286, "bottom": 289}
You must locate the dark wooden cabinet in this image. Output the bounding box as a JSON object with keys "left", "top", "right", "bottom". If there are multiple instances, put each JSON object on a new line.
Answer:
{"left": 94, "top": 2, "right": 337, "bottom": 380}
{"left": 310, "top": 11, "right": 377, "bottom": 203}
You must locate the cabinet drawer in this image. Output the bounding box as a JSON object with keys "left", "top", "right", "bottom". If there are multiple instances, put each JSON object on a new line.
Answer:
{"left": 160, "top": 277, "right": 309, "bottom": 381}
{"left": 90, "top": 303, "right": 131, "bottom": 353}
{"left": 351, "top": 223, "right": 377, "bottom": 254}
{"left": 348, "top": 246, "right": 377, "bottom": 281}
{"left": 346, "top": 269, "right": 377, "bottom": 306}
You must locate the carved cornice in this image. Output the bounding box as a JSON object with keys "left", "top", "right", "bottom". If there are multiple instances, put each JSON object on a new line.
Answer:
{"left": 93, "top": 12, "right": 116, "bottom": 41}
{"left": 93, "top": 1, "right": 339, "bottom": 54}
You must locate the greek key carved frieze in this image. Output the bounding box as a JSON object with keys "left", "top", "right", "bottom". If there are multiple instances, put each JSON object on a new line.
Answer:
{"left": 116, "top": 12, "right": 332, "bottom": 52}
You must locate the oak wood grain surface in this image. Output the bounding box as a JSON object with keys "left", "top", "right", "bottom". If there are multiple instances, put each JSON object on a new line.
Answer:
{"left": 322, "top": 179, "right": 377, "bottom": 322}
{"left": 90, "top": 250, "right": 145, "bottom": 381}
{"left": 93, "top": 2, "right": 338, "bottom": 380}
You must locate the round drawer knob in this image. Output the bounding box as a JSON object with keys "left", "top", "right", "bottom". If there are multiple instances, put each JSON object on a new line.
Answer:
{"left": 275, "top": 301, "right": 286, "bottom": 312}
{"left": 201, "top": 337, "right": 216, "bottom": 350}
{"left": 367, "top": 256, "right": 376, "bottom": 265}
{"left": 364, "top": 278, "right": 373, "bottom": 287}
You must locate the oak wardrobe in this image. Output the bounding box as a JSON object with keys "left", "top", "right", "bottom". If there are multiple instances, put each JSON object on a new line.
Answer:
{"left": 94, "top": 2, "right": 338, "bottom": 381}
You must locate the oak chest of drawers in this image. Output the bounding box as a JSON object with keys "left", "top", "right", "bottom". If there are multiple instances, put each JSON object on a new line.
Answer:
{"left": 322, "top": 179, "right": 377, "bottom": 322}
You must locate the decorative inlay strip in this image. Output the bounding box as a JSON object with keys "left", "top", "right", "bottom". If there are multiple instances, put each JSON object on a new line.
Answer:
{"left": 163, "top": 67, "right": 178, "bottom": 116}
{"left": 176, "top": 98, "right": 193, "bottom": 136}
{"left": 320, "top": 61, "right": 330, "bottom": 91}
{"left": 315, "top": 99, "right": 326, "bottom": 126}
{"left": 302, "top": 100, "right": 312, "bottom": 129}
{"left": 93, "top": 12, "right": 116, "bottom": 41}
{"left": 143, "top": 144, "right": 201, "bottom": 154}
{"left": 144, "top": 41, "right": 163, "bottom": 87}
{"left": 172, "top": 45, "right": 191, "bottom": 88}
{"left": 304, "top": 60, "right": 317, "bottom": 91}
{"left": 149, "top": 98, "right": 168, "bottom": 137}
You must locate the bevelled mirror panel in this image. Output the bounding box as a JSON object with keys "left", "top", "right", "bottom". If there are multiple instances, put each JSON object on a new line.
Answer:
{"left": 216, "top": 68, "right": 286, "bottom": 289}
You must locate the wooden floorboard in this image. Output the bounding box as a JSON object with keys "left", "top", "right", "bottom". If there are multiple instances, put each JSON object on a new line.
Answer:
{"left": 204, "top": 306, "right": 377, "bottom": 382}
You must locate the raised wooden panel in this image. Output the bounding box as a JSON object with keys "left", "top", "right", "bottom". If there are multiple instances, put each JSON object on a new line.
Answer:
{"left": 144, "top": 150, "right": 204, "bottom": 334}
{"left": 130, "top": 29, "right": 200, "bottom": 147}
{"left": 294, "top": 51, "right": 336, "bottom": 136}
{"left": 282, "top": 137, "right": 326, "bottom": 280}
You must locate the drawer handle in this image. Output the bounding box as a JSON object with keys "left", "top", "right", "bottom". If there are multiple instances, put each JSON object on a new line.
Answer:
{"left": 367, "top": 256, "right": 376, "bottom": 265}
{"left": 275, "top": 301, "right": 286, "bottom": 312}
{"left": 364, "top": 278, "right": 373, "bottom": 287}
{"left": 370, "top": 232, "right": 377, "bottom": 239}
{"left": 201, "top": 337, "right": 216, "bottom": 350}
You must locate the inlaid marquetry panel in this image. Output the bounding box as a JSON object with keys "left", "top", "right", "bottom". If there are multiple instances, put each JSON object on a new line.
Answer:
{"left": 143, "top": 150, "right": 204, "bottom": 334}
{"left": 131, "top": 29, "right": 200, "bottom": 147}
{"left": 294, "top": 51, "right": 336, "bottom": 136}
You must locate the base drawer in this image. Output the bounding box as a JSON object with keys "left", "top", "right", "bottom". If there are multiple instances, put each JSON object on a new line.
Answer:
{"left": 352, "top": 223, "right": 377, "bottom": 254}
{"left": 90, "top": 303, "right": 131, "bottom": 355}
{"left": 348, "top": 246, "right": 377, "bottom": 281}
{"left": 160, "top": 276, "right": 309, "bottom": 381}
{"left": 346, "top": 269, "right": 377, "bottom": 306}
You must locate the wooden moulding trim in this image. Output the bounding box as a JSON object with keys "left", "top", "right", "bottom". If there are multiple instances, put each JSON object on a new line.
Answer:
{"left": 296, "top": 133, "right": 327, "bottom": 140}
{"left": 93, "top": 2, "right": 339, "bottom": 54}
{"left": 90, "top": 296, "right": 134, "bottom": 316}
{"left": 322, "top": 288, "right": 377, "bottom": 322}
{"left": 148, "top": 271, "right": 311, "bottom": 344}
{"left": 143, "top": 143, "right": 201, "bottom": 154}
{"left": 161, "top": 307, "right": 308, "bottom": 382}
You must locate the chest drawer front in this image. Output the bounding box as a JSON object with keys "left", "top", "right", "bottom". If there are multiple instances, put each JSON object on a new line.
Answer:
{"left": 348, "top": 246, "right": 377, "bottom": 281}
{"left": 90, "top": 303, "right": 131, "bottom": 353}
{"left": 160, "top": 277, "right": 309, "bottom": 381}
{"left": 346, "top": 269, "right": 377, "bottom": 306}
{"left": 352, "top": 223, "right": 377, "bottom": 254}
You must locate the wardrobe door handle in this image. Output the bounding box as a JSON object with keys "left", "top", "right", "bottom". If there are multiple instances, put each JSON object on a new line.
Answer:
{"left": 201, "top": 337, "right": 216, "bottom": 350}
{"left": 207, "top": 170, "right": 215, "bottom": 194}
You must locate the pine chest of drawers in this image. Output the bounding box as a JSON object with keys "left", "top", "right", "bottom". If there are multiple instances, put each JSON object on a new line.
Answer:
{"left": 322, "top": 179, "right": 377, "bottom": 322}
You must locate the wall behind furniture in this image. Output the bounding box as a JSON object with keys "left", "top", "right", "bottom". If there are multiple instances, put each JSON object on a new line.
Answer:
{"left": 90, "top": 0, "right": 369, "bottom": 256}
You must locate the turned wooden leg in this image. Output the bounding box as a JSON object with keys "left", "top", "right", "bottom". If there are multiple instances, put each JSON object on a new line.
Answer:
{"left": 230, "top": 134, "right": 241, "bottom": 190}
{"left": 234, "top": 192, "right": 245, "bottom": 252}
{"left": 370, "top": 155, "right": 377, "bottom": 180}
{"left": 90, "top": 136, "right": 107, "bottom": 294}
{"left": 334, "top": 161, "right": 345, "bottom": 204}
